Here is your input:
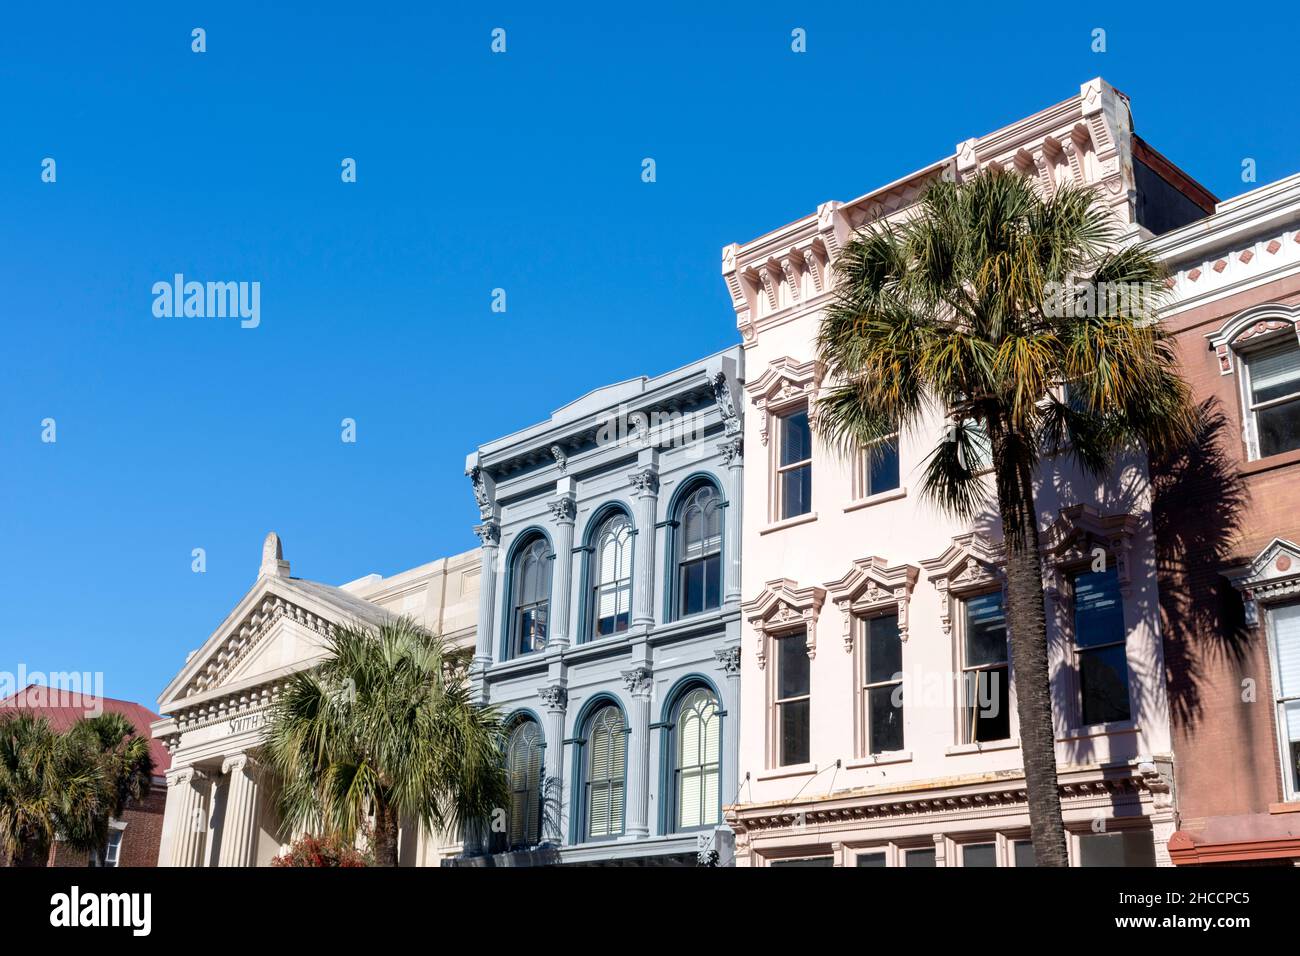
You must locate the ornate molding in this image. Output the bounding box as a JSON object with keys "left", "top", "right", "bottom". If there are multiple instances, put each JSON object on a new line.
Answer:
{"left": 919, "top": 533, "right": 1006, "bottom": 636}
{"left": 824, "top": 557, "right": 921, "bottom": 650}
{"left": 1205, "top": 302, "right": 1300, "bottom": 376}
{"left": 718, "top": 435, "right": 743, "bottom": 466}
{"left": 742, "top": 578, "right": 826, "bottom": 666}
{"left": 743, "top": 357, "right": 822, "bottom": 446}
{"left": 467, "top": 464, "right": 493, "bottom": 519}
{"left": 712, "top": 371, "right": 742, "bottom": 438}
{"left": 1223, "top": 536, "right": 1300, "bottom": 627}
{"left": 473, "top": 518, "right": 501, "bottom": 547}
{"left": 550, "top": 444, "right": 568, "bottom": 474}
{"left": 1041, "top": 504, "right": 1140, "bottom": 602}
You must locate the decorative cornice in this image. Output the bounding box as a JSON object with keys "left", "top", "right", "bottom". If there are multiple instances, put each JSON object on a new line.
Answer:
{"left": 1205, "top": 302, "right": 1300, "bottom": 376}
{"left": 744, "top": 357, "right": 822, "bottom": 446}
{"left": 1223, "top": 537, "right": 1300, "bottom": 627}
{"left": 920, "top": 533, "right": 1006, "bottom": 636}
{"left": 1041, "top": 504, "right": 1140, "bottom": 601}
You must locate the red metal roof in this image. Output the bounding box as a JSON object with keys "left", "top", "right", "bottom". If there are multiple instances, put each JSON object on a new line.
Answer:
{"left": 0, "top": 684, "right": 171, "bottom": 775}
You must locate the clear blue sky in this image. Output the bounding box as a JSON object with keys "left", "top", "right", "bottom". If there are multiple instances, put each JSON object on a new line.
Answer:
{"left": 2, "top": 3, "right": 1296, "bottom": 710}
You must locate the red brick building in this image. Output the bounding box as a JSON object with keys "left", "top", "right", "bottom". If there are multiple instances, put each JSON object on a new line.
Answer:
{"left": 1151, "top": 172, "right": 1300, "bottom": 864}
{"left": 0, "top": 684, "right": 170, "bottom": 867}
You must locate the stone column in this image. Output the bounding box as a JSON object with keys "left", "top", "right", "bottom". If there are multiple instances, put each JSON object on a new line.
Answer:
{"left": 629, "top": 463, "right": 660, "bottom": 627}
{"left": 472, "top": 518, "right": 500, "bottom": 672}
{"left": 167, "top": 767, "right": 209, "bottom": 867}
{"left": 714, "top": 645, "right": 741, "bottom": 811}
{"left": 621, "top": 666, "right": 653, "bottom": 839}
{"left": 218, "top": 754, "right": 263, "bottom": 867}
{"left": 719, "top": 437, "right": 744, "bottom": 603}
{"left": 547, "top": 491, "right": 577, "bottom": 648}
{"left": 539, "top": 683, "right": 568, "bottom": 842}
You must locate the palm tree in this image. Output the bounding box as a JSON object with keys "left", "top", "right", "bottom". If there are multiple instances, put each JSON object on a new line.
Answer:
{"left": 264, "top": 617, "right": 508, "bottom": 867}
{"left": 816, "top": 169, "right": 1193, "bottom": 866}
{"left": 0, "top": 711, "right": 155, "bottom": 866}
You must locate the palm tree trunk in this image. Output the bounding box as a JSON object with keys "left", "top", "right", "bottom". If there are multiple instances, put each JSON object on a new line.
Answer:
{"left": 372, "top": 795, "right": 400, "bottom": 867}
{"left": 992, "top": 432, "right": 1070, "bottom": 867}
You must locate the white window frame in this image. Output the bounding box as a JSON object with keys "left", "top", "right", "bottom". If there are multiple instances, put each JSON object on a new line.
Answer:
{"left": 1266, "top": 603, "right": 1300, "bottom": 803}
{"left": 775, "top": 406, "right": 813, "bottom": 521}
{"left": 956, "top": 589, "right": 1013, "bottom": 746}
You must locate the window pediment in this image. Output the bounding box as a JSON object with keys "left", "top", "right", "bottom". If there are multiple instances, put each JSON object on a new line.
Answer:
{"left": 1225, "top": 537, "right": 1300, "bottom": 626}
{"left": 920, "top": 533, "right": 1005, "bottom": 636}
{"left": 742, "top": 578, "right": 826, "bottom": 666}
{"left": 744, "top": 357, "right": 823, "bottom": 446}
{"left": 824, "top": 557, "right": 920, "bottom": 650}
{"left": 1206, "top": 303, "right": 1300, "bottom": 375}
{"left": 1041, "top": 504, "right": 1139, "bottom": 602}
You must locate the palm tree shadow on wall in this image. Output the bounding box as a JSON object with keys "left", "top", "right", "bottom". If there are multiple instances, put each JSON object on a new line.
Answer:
{"left": 1150, "top": 399, "right": 1252, "bottom": 731}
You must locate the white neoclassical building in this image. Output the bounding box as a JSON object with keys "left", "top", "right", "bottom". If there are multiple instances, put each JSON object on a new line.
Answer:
{"left": 152, "top": 533, "right": 480, "bottom": 866}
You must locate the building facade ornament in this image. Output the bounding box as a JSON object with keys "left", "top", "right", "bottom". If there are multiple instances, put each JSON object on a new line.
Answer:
{"left": 621, "top": 666, "right": 654, "bottom": 699}
{"left": 550, "top": 444, "right": 568, "bottom": 474}
{"left": 473, "top": 519, "right": 501, "bottom": 547}
{"left": 742, "top": 578, "right": 826, "bottom": 665}
{"left": 547, "top": 496, "right": 577, "bottom": 523}
{"left": 537, "top": 683, "right": 568, "bottom": 713}
{"left": 713, "top": 645, "right": 741, "bottom": 676}
{"left": 919, "top": 533, "right": 1006, "bottom": 636}
{"left": 824, "top": 556, "right": 921, "bottom": 650}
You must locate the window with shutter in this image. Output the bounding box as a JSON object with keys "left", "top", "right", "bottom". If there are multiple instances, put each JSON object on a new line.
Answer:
{"left": 674, "top": 687, "right": 720, "bottom": 830}
{"left": 1269, "top": 603, "right": 1300, "bottom": 799}
{"left": 506, "top": 720, "right": 543, "bottom": 847}
{"left": 676, "top": 483, "right": 723, "bottom": 618}
{"left": 1246, "top": 340, "right": 1300, "bottom": 458}
{"left": 586, "top": 706, "right": 626, "bottom": 840}
{"left": 591, "top": 513, "right": 632, "bottom": 638}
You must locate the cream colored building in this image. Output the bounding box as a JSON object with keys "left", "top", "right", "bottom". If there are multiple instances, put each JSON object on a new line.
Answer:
{"left": 152, "top": 533, "right": 480, "bottom": 866}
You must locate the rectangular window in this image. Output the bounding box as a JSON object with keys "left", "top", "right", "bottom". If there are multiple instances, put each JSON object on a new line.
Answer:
{"left": 1269, "top": 603, "right": 1300, "bottom": 799}
{"left": 863, "top": 435, "right": 900, "bottom": 497}
{"left": 776, "top": 631, "right": 811, "bottom": 766}
{"left": 960, "top": 591, "right": 1010, "bottom": 743}
{"left": 777, "top": 409, "right": 813, "bottom": 519}
{"left": 863, "top": 613, "right": 904, "bottom": 754}
{"left": 1073, "top": 567, "right": 1131, "bottom": 725}
{"left": 856, "top": 851, "right": 887, "bottom": 867}
{"left": 1248, "top": 341, "right": 1300, "bottom": 458}
{"left": 961, "top": 842, "right": 997, "bottom": 867}
{"left": 103, "top": 830, "right": 123, "bottom": 867}
{"left": 517, "top": 605, "right": 548, "bottom": 655}
{"left": 904, "top": 847, "right": 936, "bottom": 868}
{"left": 1012, "top": 840, "right": 1036, "bottom": 867}
{"left": 1078, "top": 830, "right": 1156, "bottom": 867}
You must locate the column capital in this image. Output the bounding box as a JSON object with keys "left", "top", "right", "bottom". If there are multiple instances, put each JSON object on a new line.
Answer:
{"left": 538, "top": 683, "right": 568, "bottom": 713}
{"left": 473, "top": 518, "right": 500, "bottom": 547}
{"left": 713, "top": 645, "right": 741, "bottom": 677}
{"left": 222, "top": 752, "right": 258, "bottom": 776}
{"left": 547, "top": 495, "right": 577, "bottom": 524}
{"left": 168, "top": 766, "right": 206, "bottom": 787}
{"left": 628, "top": 466, "right": 659, "bottom": 498}
{"left": 621, "top": 666, "right": 654, "bottom": 699}
{"left": 718, "top": 435, "right": 743, "bottom": 466}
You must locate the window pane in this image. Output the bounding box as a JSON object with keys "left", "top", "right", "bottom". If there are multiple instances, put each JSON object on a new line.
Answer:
{"left": 780, "top": 699, "right": 810, "bottom": 766}
{"left": 1080, "top": 644, "right": 1132, "bottom": 724}
{"left": 1258, "top": 398, "right": 1300, "bottom": 457}
{"left": 1250, "top": 342, "right": 1300, "bottom": 403}
{"left": 965, "top": 592, "right": 1007, "bottom": 667}
{"left": 703, "top": 554, "right": 721, "bottom": 612}
{"left": 680, "top": 560, "right": 704, "bottom": 617}
{"left": 867, "top": 438, "right": 900, "bottom": 495}
{"left": 1013, "top": 840, "right": 1036, "bottom": 867}
{"left": 905, "top": 848, "right": 936, "bottom": 867}
{"left": 962, "top": 843, "right": 997, "bottom": 867}
{"left": 866, "top": 614, "right": 902, "bottom": 684}
{"left": 1074, "top": 569, "right": 1124, "bottom": 648}
{"left": 780, "top": 464, "right": 812, "bottom": 518}
{"left": 780, "top": 410, "right": 812, "bottom": 466}
{"left": 856, "top": 852, "right": 886, "bottom": 867}
{"left": 778, "top": 633, "right": 810, "bottom": 698}
{"left": 1272, "top": 603, "right": 1300, "bottom": 698}
{"left": 969, "top": 668, "right": 1010, "bottom": 742}
{"left": 1078, "top": 831, "right": 1156, "bottom": 867}
{"left": 868, "top": 686, "right": 903, "bottom": 754}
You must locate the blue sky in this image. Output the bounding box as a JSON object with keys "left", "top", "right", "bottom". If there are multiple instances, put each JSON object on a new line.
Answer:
{"left": 2, "top": 2, "right": 1297, "bottom": 709}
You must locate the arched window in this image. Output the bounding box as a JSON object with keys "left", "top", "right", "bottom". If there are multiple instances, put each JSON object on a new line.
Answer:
{"left": 590, "top": 511, "right": 632, "bottom": 638}
{"left": 676, "top": 482, "right": 722, "bottom": 618}
{"left": 673, "top": 687, "right": 721, "bottom": 830}
{"left": 584, "top": 706, "right": 626, "bottom": 840}
{"left": 505, "top": 719, "right": 543, "bottom": 848}
{"left": 511, "top": 536, "right": 551, "bottom": 656}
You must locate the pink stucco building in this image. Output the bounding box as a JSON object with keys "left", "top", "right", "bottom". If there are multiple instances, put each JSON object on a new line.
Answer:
{"left": 721, "top": 79, "right": 1216, "bottom": 867}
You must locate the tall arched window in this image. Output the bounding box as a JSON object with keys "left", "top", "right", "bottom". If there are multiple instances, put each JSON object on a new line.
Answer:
{"left": 511, "top": 536, "right": 551, "bottom": 656}
{"left": 591, "top": 511, "right": 632, "bottom": 638}
{"left": 585, "top": 706, "right": 626, "bottom": 840}
{"left": 505, "top": 719, "right": 543, "bottom": 848}
{"left": 676, "top": 482, "right": 722, "bottom": 618}
{"left": 673, "top": 687, "right": 721, "bottom": 829}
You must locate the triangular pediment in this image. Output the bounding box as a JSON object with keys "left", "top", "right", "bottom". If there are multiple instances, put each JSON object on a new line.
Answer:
{"left": 158, "top": 573, "right": 390, "bottom": 713}
{"left": 1227, "top": 538, "right": 1300, "bottom": 591}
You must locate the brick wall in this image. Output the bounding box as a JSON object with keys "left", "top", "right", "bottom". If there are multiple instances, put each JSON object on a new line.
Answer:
{"left": 1154, "top": 276, "right": 1300, "bottom": 830}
